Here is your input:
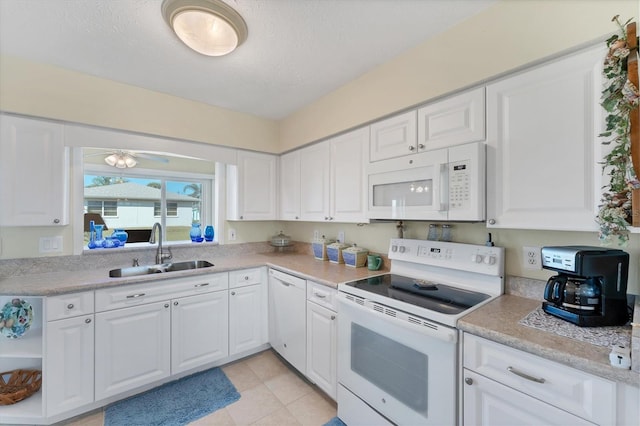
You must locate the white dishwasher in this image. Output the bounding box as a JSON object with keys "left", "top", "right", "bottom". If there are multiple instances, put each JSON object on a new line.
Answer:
{"left": 268, "top": 268, "right": 307, "bottom": 373}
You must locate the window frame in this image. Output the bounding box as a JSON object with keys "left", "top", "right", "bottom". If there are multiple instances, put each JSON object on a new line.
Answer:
{"left": 81, "top": 163, "right": 213, "bottom": 250}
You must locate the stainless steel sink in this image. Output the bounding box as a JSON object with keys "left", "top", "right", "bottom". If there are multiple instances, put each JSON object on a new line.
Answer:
{"left": 109, "top": 260, "right": 214, "bottom": 278}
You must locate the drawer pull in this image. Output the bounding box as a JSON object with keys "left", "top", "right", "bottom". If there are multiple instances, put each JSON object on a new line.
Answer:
{"left": 194, "top": 283, "right": 209, "bottom": 288}
{"left": 314, "top": 292, "right": 327, "bottom": 298}
{"left": 67, "top": 303, "right": 74, "bottom": 309}
{"left": 280, "top": 281, "right": 291, "bottom": 287}
{"left": 126, "top": 293, "right": 146, "bottom": 299}
{"left": 331, "top": 315, "right": 336, "bottom": 320}
{"left": 507, "top": 366, "right": 545, "bottom": 383}
{"left": 231, "top": 291, "right": 236, "bottom": 296}
{"left": 85, "top": 318, "right": 92, "bottom": 324}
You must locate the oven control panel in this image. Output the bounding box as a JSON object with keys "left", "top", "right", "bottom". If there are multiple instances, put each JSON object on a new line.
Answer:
{"left": 389, "top": 238, "right": 504, "bottom": 276}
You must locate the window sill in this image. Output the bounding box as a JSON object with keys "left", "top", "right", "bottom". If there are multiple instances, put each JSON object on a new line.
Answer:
{"left": 82, "top": 240, "right": 219, "bottom": 255}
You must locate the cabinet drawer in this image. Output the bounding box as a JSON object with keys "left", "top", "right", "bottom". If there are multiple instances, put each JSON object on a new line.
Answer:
{"left": 46, "top": 292, "right": 94, "bottom": 321}
{"left": 229, "top": 267, "right": 264, "bottom": 289}
{"left": 95, "top": 273, "right": 228, "bottom": 312}
{"left": 306, "top": 281, "right": 337, "bottom": 311}
{"left": 463, "top": 333, "right": 614, "bottom": 425}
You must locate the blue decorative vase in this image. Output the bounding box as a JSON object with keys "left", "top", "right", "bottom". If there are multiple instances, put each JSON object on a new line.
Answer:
{"left": 102, "top": 237, "right": 119, "bottom": 248}
{"left": 204, "top": 225, "right": 214, "bottom": 242}
{"left": 112, "top": 229, "right": 128, "bottom": 245}
{"left": 93, "top": 224, "right": 105, "bottom": 248}
{"left": 190, "top": 223, "right": 202, "bottom": 242}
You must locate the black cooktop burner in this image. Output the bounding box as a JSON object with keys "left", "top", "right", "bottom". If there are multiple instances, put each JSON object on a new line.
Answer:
{"left": 345, "top": 273, "right": 491, "bottom": 315}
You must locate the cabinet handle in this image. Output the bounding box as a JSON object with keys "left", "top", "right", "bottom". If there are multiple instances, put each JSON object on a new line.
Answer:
{"left": 488, "top": 219, "right": 496, "bottom": 225}
{"left": 85, "top": 318, "right": 92, "bottom": 324}
{"left": 126, "top": 293, "right": 146, "bottom": 299}
{"left": 507, "top": 366, "right": 545, "bottom": 384}
{"left": 324, "top": 216, "right": 329, "bottom": 220}
{"left": 240, "top": 215, "right": 244, "bottom": 220}
{"left": 244, "top": 276, "right": 249, "bottom": 280}
{"left": 408, "top": 145, "right": 415, "bottom": 151}
{"left": 174, "top": 301, "right": 179, "bottom": 306}
{"left": 314, "top": 292, "right": 327, "bottom": 298}
{"left": 194, "top": 283, "right": 209, "bottom": 288}
{"left": 164, "top": 303, "right": 170, "bottom": 308}
{"left": 331, "top": 315, "right": 336, "bottom": 320}
{"left": 464, "top": 377, "right": 473, "bottom": 385}
{"left": 418, "top": 143, "right": 425, "bottom": 149}
{"left": 67, "top": 303, "right": 74, "bottom": 310}
{"left": 231, "top": 291, "right": 236, "bottom": 296}
{"left": 280, "top": 281, "right": 291, "bottom": 287}
{"left": 53, "top": 218, "right": 60, "bottom": 224}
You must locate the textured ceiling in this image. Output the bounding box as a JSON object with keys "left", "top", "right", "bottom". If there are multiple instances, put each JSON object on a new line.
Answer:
{"left": 0, "top": 0, "right": 496, "bottom": 120}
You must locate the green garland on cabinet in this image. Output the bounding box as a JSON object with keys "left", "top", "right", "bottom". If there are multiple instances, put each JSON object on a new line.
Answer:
{"left": 597, "top": 15, "right": 639, "bottom": 245}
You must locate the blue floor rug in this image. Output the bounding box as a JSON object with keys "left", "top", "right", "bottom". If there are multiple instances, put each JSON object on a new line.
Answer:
{"left": 104, "top": 367, "right": 240, "bottom": 426}
{"left": 324, "top": 417, "right": 347, "bottom": 426}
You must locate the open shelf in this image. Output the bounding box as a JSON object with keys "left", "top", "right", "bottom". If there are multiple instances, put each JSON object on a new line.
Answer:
{"left": 0, "top": 390, "right": 43, "bottom": 421}
{"left": 0, "top": 329, "right": 43, "bottom": 358}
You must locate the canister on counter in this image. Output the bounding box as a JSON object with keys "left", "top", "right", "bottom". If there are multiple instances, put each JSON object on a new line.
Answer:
{"left": 312, "top": 236, "right": 335, "bottom": 260}
{"left": 327, "top": 242, "right": 350, "bottom": 264}
{"left": 343, "top": 244, "right": 369, "bottom": 268}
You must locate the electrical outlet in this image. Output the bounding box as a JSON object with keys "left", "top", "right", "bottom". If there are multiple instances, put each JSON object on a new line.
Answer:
{"left": 522, "top": 246, "right": 541, "bottom": 270}
{"left": 337, "top": 231, "right": 345, "bottom": 243}
{"left": 228, "top": 228, "right": 236, "bottom": 241}
{"left": 313, "top": 230, "right": 319, "bottom": 240}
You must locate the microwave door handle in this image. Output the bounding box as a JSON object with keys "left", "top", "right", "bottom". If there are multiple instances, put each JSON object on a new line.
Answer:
{"left": 432, "top": 163, "right": 447, "bottom": 212}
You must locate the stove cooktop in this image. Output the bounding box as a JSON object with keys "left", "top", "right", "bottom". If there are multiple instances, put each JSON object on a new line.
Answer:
{"left": 343, "top": 273, "right": 491, "bottom": 315}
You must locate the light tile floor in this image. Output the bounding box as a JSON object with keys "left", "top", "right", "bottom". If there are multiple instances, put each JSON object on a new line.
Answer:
{"left": 61, "top": 350, "right": 337, "bottom": 426}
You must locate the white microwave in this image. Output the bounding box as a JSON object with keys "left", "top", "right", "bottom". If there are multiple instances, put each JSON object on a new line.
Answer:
{"left": 367, "top": 141, "right": 485, "bottom": 221}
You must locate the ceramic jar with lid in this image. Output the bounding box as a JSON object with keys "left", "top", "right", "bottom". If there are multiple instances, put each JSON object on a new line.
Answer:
{"left": 270, "top": 231, "right": 291, "bottom": 247}
{"left": 343, "top": 244, "right": 369, "bottom": 268}
{"left": 327, "top": 242, "right": 350, "bottom": 264}
{"left": 312, "top": 235, "right": 335, "bottom": 260}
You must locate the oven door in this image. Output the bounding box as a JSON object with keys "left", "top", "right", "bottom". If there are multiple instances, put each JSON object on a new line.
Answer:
{"left": 367, "top": 147, "right": 448, "bottom": 221}
{"left": 337, "top": 293, "right": 458, "bottom": 425}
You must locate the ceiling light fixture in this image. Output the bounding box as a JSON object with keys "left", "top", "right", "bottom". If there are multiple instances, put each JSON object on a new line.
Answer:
{"left": 105, "top": 152, "right": 137, "bottom": 169}
{"left": 161, "top": 0, "right": 248, "bottom": 57}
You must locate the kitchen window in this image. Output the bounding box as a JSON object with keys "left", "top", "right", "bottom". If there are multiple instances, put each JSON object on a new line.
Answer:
{"left": 83, "top": 169, "right": 212, "bottom": 245}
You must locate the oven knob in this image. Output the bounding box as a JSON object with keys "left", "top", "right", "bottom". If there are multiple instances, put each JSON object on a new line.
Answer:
{"left": 391, "top": 245, "right": 398, "bottom": 252}
{"left": 399, "top": 246, "right": 406, "bottom": 253}
{"left": 471, "top": 254, "right": 483, "bottom": 263}
{"left": 484, "top": 255, "right": 496, "bottom": 265}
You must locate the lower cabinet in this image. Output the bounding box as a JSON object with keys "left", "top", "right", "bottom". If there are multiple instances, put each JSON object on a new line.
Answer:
{"left": 268, "top": 268, "right": 307, "bottom": 373}
{"left": 463, "top": 333, "right": 615, "bottom": 426}
{"left": 229, "top": 268, "right": 269, "bottom": 355}
{"left": 95, "top": 301, "right": 171, "bottom": 401}
{"left": 171, "top": 291, "right": 229, "bottom": 374}
{"left": 305, "top": 282, "right": 337, "bottom": 400}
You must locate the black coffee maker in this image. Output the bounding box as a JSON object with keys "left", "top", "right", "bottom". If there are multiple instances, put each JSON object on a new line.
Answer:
{"left": 541, "top": 246, "right": 629, "bottom": 327}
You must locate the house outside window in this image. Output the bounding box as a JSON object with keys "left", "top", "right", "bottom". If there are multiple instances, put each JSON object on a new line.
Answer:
{"left": 154, "top": 202, "right": 178, "bottom": 217}
{"left": 87, "top": 200, "right": 118, "bottom": 217}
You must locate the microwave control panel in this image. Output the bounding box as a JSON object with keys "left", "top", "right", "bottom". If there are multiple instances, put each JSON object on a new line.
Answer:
{"left": 449, "top": 160, "right": 470, "bottom": 210}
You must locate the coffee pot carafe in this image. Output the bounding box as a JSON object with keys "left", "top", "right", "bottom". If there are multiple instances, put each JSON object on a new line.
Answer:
{"left": 541, "top": 246, "right": 629, "bottom": 327}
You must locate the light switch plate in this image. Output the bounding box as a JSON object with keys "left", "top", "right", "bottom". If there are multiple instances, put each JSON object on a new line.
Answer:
{"left": 39, "top": 236, "right": 63, "bottom": 253}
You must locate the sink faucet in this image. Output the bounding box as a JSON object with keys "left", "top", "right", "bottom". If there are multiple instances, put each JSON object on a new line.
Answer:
{"left": 150, "top": 222, "right": 172, "bottom": 265}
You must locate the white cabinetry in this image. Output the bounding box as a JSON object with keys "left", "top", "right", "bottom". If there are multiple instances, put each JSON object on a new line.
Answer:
{"left": 369, "top": 110, "right": 417, "bottom": 162}
{"left": 45, "top": 292, "right": 94, "bottom": 417}
{"left": 227, "top": 151, "right": 277, "bottom": 220}
{"left": 417, "top": 87, "right": 485, "bottom": 151}
{"left": 0, "top": 297, "right": 44, "bottom": 425}
{"left": 268, "top": 268, "right": 306, "bottom": 372}
{"left": 228, "top": 267, "right": 268, "bottom": 355}
{"left": 0, "top": 115, "right": 68, "bottom": 226}
{"left": 486, "top": 45, "right": 604, "bottom": 231}
{"left": 94, "top": 273, "right": 229, "bottom": 400}
{"left": 306, "top": 281, "right": 337, "bottom": 400}
{"left": 281, "top": 127, "right": 369, "bottom": 223}
{"left": 463, "top": 333, "right": 614, "bottom": 425}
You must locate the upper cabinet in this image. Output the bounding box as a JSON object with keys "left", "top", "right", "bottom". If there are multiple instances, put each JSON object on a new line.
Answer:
{"left": 0, "top": 115, "right": 69, "bottom": 227}
{"left": 369, "top": 110, "right": 417, "bottom": 162}
{"left": 417, "top": 87, "right": 485, "bottom": 152}
{"left": 227, "top": 151, "right": 277, "bottom": 220}
{"left": 486, "top": 45, "right": 605, "bottom": 231}
{"left": 280, "top": 127, "right": 369, "bottom": 223}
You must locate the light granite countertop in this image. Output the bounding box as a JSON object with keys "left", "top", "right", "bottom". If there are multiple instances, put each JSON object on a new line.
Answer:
{"left": 0, "top": 252, "right": 389, "bottom": 296}
{"left": 458, "top": 295, "right": 639, "bottom": 387}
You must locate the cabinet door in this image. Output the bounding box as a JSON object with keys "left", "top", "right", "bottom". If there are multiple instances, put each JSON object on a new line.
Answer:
{"left": 486, "top": 45, "right": 604, "bottom": 231}
{"left": 306, "top": 301, "right": 337, "bottom": 400}
{"left": 0, "top": 115, "right": 68, "bottom": 226}
{"left": 279, "top": 150, "right": 301, "bottom": 220}
{"left": 228, "top": 151, "right": 277, "bottom": 220}
{"left": 369, "top": 110, "right": 417, "bottom": 162}
{"left": 95, "top": 301, "right": 171, "bottom": 400}
{"left": 463, "top": 370, "right": 594, "bottom": 426}
{"left": 268, "top": 273, "right": 306, "bottom": 372}
{"left": 330, "top": 127, "right": 369, "bottom": 222}
{"left": 299, "top": 142, "right": 330, "bottom": 221}
{"left": 45, "top": 315, "right": 94, "bottom": 417}
{"left": 229, "top": 284, "right": 267, "bottom": 355}
{"left": 417, "top": 87, "right": 485, "bottom": 151}
{"left": 171, "top": 292, "right": 228, "bottom": 374}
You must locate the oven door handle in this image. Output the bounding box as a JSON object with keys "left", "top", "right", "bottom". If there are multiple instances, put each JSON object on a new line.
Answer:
{"left": 338, "top": 294, "right": 458, "bottom": 344}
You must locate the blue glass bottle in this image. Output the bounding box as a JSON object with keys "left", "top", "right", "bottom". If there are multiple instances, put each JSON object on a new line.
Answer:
{"left": 204, "top": 225, "right": 214, "bottom": 242}
{"left": 190, "top": 223, "right": 202, "bottom": 242}
{"left": 112, "top": 229, "right": 128, "bottom": 245}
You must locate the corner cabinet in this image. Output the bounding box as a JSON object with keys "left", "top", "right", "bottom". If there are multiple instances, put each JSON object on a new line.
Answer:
{"left": 227, "top": 151, "right": 278, "bottom": 220}
{"left": 0, "top": 115, "right": 69, "bottom": 227}
{"left": 486, "top": 45, "right": 605, "bottom": 231}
